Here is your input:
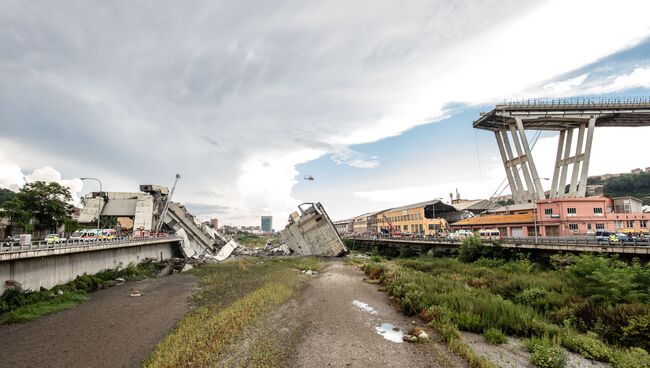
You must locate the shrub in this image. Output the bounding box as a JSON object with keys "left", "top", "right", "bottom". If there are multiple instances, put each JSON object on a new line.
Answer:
{"left": 621, "top": 314, "right": 650, "bottom": 351}
{"left": 529, "top": 345, "right": 567, "bottom": 368}
{"left": 561, "top": 332, "right": 612, "bottom": 362}
{"left": 459, "top": 236, "right": 484, "bottom": 263}
{"left": 483, "top": 328, "right": 507, "bottom": 345}
{"left": 611, "top": 347, "right": 650, "bottom": 368}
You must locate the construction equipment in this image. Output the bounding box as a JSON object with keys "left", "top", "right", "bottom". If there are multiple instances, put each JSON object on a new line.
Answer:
{"left": 155, "top": 173, "right": 181, "bottom": 232}
{"left": 382, "top": 214, "right": 401, "bottom": 238}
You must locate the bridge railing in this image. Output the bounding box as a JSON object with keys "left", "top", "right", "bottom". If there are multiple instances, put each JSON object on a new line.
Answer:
{"left": 0, "top": 234, "right": 179, "bottom": 254}
{"left": 344, "top": 235, "right": 650, "bottom": 247}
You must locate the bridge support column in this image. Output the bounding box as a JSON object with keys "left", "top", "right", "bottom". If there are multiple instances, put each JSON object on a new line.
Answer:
{"left": 549, "top": 117, "right": 596, "bottom": 198}
{"left": 494, "top": 118, "right": 545, "bottom": 204}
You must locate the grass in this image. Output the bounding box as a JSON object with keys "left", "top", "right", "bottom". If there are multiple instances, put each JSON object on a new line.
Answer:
{"left": 234, "top": 233, "right": 279, "bottom": 248}
{"left": 145, "top": 257, "right": 322, "bottom": 368}
{"left": 351, "top": 247, "right": 650, "bottom": 366}
{"left": 0, "top": 258, "right": 165, "bottom": 323}
{"left": 0, "top": 291, "right": 89, "bottom": 324}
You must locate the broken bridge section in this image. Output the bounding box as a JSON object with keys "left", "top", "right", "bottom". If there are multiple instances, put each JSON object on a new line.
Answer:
{"left": 281, "top": 202, "right": 348, "bottom": 256}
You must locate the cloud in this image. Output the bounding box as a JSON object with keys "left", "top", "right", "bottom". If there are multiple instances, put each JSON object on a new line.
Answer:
{"left": 2, "top": 1, "right": 650, "bottom": 224}
{"left": 183, "top": 203, "right": 229, "bottom": 215}
{"left": 0, "top": 156, "right": 84, "bottom": 204}
{"left": 543, "top": 74, "right": 589, "bottom": 94}
{"left": 330, "top": 147, "right": 380, "bottom": 169}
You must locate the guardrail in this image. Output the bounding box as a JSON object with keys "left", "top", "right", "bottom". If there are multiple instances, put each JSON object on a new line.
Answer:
{"left": 344, "top": 235, "right": 650, "bottom": 247}
{"left": 0, "top": 234, "right": 180, "bottom": 254}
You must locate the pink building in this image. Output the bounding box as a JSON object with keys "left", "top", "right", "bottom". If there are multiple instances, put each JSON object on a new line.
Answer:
{"left": 536, "top": 196, "right": 650, "bottom": 236}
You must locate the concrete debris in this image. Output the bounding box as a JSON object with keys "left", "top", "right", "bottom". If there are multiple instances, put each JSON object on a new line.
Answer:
{"left": 280, "top": 202, "right": 348, "bottom": 257}
{"left": 181, "top": 264, "right": 194, "bottom": 272}
{"left": 214, "top": 239, "right": 239, "bottom": 261}
{"left": 302, "top": 269, "right": 318, "bottom": 276}
{"left": 402, "top": 334, "right": 418, "bottom": 343}
{"left": 129, "top": 289, "right": 142, "bottom": 297}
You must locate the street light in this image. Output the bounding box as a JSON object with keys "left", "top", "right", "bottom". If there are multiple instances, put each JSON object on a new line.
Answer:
{"left": 80, "top": 177, "right": 102, "bottom": 230}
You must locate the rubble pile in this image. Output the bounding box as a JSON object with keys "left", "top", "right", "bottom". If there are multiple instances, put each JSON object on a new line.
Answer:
{"left": 280, "top": 203, "right": 348, "bottom": 257}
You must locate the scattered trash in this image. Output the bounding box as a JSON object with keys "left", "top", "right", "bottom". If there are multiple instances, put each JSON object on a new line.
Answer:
{"left": 115, "top": 278, "right": 126, "bottom": 285}
{"left": 57, "top": 289, "right": 64, "bottom": 295}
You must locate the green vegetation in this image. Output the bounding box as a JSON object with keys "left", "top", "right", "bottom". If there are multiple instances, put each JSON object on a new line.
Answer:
{"left": 145, "top": 257, "right": 322, "bottom": 368}
{"left": 0, "top": 259, "right": 165, "bottom": 323}
{"left": 234, "top": 233, "right": 279, "bottom": 248}
{"left": 0, "top": 187, "right": 14, "bottom": 208}
{"left": 2, "top": 181, "right": 74, "bottom": 232}
{"left": 588, "top": 171, "right": 650, "bottom": 200}
{"left": 483, "top": 328, "right": 507, "bottom": 345}
{"left": 353, "top": 237, "right": 650, "bottom": 367}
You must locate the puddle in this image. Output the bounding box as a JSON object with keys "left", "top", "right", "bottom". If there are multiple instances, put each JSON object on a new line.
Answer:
{"left": 352, "top": 300, "right": 378, "bottom": 315}
{"left": 376, "top": 323, "right": 403, "bottom": 343}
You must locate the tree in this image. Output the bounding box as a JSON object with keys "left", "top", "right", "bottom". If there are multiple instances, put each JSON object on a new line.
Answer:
{"left": 3, "top": 181, "right": 74, "bottom": 232}
{"left": 0, "top": 188, "right": 14, "bottom": 208}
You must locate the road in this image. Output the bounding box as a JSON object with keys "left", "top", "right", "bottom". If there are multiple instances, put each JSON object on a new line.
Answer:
{"left": 0, "top": 274, "right": 197, "bottom": 368}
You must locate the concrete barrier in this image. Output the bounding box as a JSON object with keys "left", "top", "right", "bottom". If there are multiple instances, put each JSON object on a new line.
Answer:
{"left": 0, "top": 238, "right": 181, "bottom": 292}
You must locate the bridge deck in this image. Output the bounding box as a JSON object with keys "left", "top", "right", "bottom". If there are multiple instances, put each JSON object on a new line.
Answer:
{"left": 346, "top": 236, "right": 650, "bottom": 255}
{"left": 0, "top": 236, "right": 184, "bottom": 261}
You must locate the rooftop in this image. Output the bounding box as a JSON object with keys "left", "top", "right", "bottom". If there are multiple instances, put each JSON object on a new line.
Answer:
{"left": 451, "top": 213, "right": 534, "bottom": 226}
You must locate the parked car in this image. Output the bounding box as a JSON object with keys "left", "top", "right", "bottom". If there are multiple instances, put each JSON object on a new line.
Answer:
{"left": 449, "top": 230, "right": 473, "bottom": 240}
{"left": 595, "top": 230, "right": 614, "bottom": 244}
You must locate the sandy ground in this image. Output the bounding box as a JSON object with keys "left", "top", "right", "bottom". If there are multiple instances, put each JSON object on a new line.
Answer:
{"left": 0, "top": 274, "right": 197, "bottom": 368}
{"left": 289, "top": 260, "right": 466, "bottom": 368}
{"left": 461, "top": 332, "right": 611, "bottom": 368}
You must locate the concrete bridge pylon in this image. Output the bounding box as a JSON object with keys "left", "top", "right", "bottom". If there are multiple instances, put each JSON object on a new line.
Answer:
{"left": 474, "top": 98, "right": 650, "bottom": 204}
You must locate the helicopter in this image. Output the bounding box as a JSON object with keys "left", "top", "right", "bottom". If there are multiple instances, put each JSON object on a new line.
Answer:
{"left": 303, "top": 175, "right": 315, "bottom": 181}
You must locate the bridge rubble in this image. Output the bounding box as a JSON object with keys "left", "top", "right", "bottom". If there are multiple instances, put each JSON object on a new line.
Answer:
{"left": 280, "top": 202, "right": 348, "bottom": 256}
{"left": 78, "top": 184, "right": 240, "bottom": 259}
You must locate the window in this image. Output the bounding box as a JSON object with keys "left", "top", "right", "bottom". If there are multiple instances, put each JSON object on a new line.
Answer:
{"left": 641, "top": 220, "right": 648, "bottom": 228}
{"left": 569, "top": 223, "right": 579, "bottom": 231}
{"left": 626, "top": 220, "right": 634, "bottom": 228}
{"left": 428, "top": 224, "right": 435, "bottom": 230}
{"left": 616, "top": 221, "right": 623, "bottom": 229}
{"left": 596, "top": 223, "right": 605, "bottom": 230}
{"left": 593, "top": 207, "right": 603, "bottom": 215}
{"left": 587, "top": 224, "right": 592, "bottom": 230}
{"left": 544, "top": 208, "right": 553, "bottom": 216}
{"left": 567, "top": 207, "right": 577, "bottom": 215}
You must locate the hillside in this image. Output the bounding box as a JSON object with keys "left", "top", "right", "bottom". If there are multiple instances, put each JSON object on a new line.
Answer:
{"left": 588, "top": 172, "right": 650, "bottom": 201}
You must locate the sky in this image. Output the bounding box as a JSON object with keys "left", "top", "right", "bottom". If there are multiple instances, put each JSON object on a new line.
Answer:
{"left": 2, "top": 0, "right": 650, "bottom": 227}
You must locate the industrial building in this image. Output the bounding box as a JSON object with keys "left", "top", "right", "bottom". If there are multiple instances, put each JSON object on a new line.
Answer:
{"left": 450, "top": 196, "right": 650, "bottom": 237}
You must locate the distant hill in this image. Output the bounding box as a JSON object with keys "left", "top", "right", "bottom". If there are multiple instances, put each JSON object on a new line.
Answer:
{"left": 0, "top": 188, "right": 14, "bottom": 208}
{"left": 588, "top": 172, "right": 650, "bottom": 201}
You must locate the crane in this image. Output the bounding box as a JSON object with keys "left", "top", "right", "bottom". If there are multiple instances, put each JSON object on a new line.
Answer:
{"left": 381, "top": 214, "right": 401, "bottom": 238}
{"left": 155, "top": 173, "right": 181, "bottom": 232}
